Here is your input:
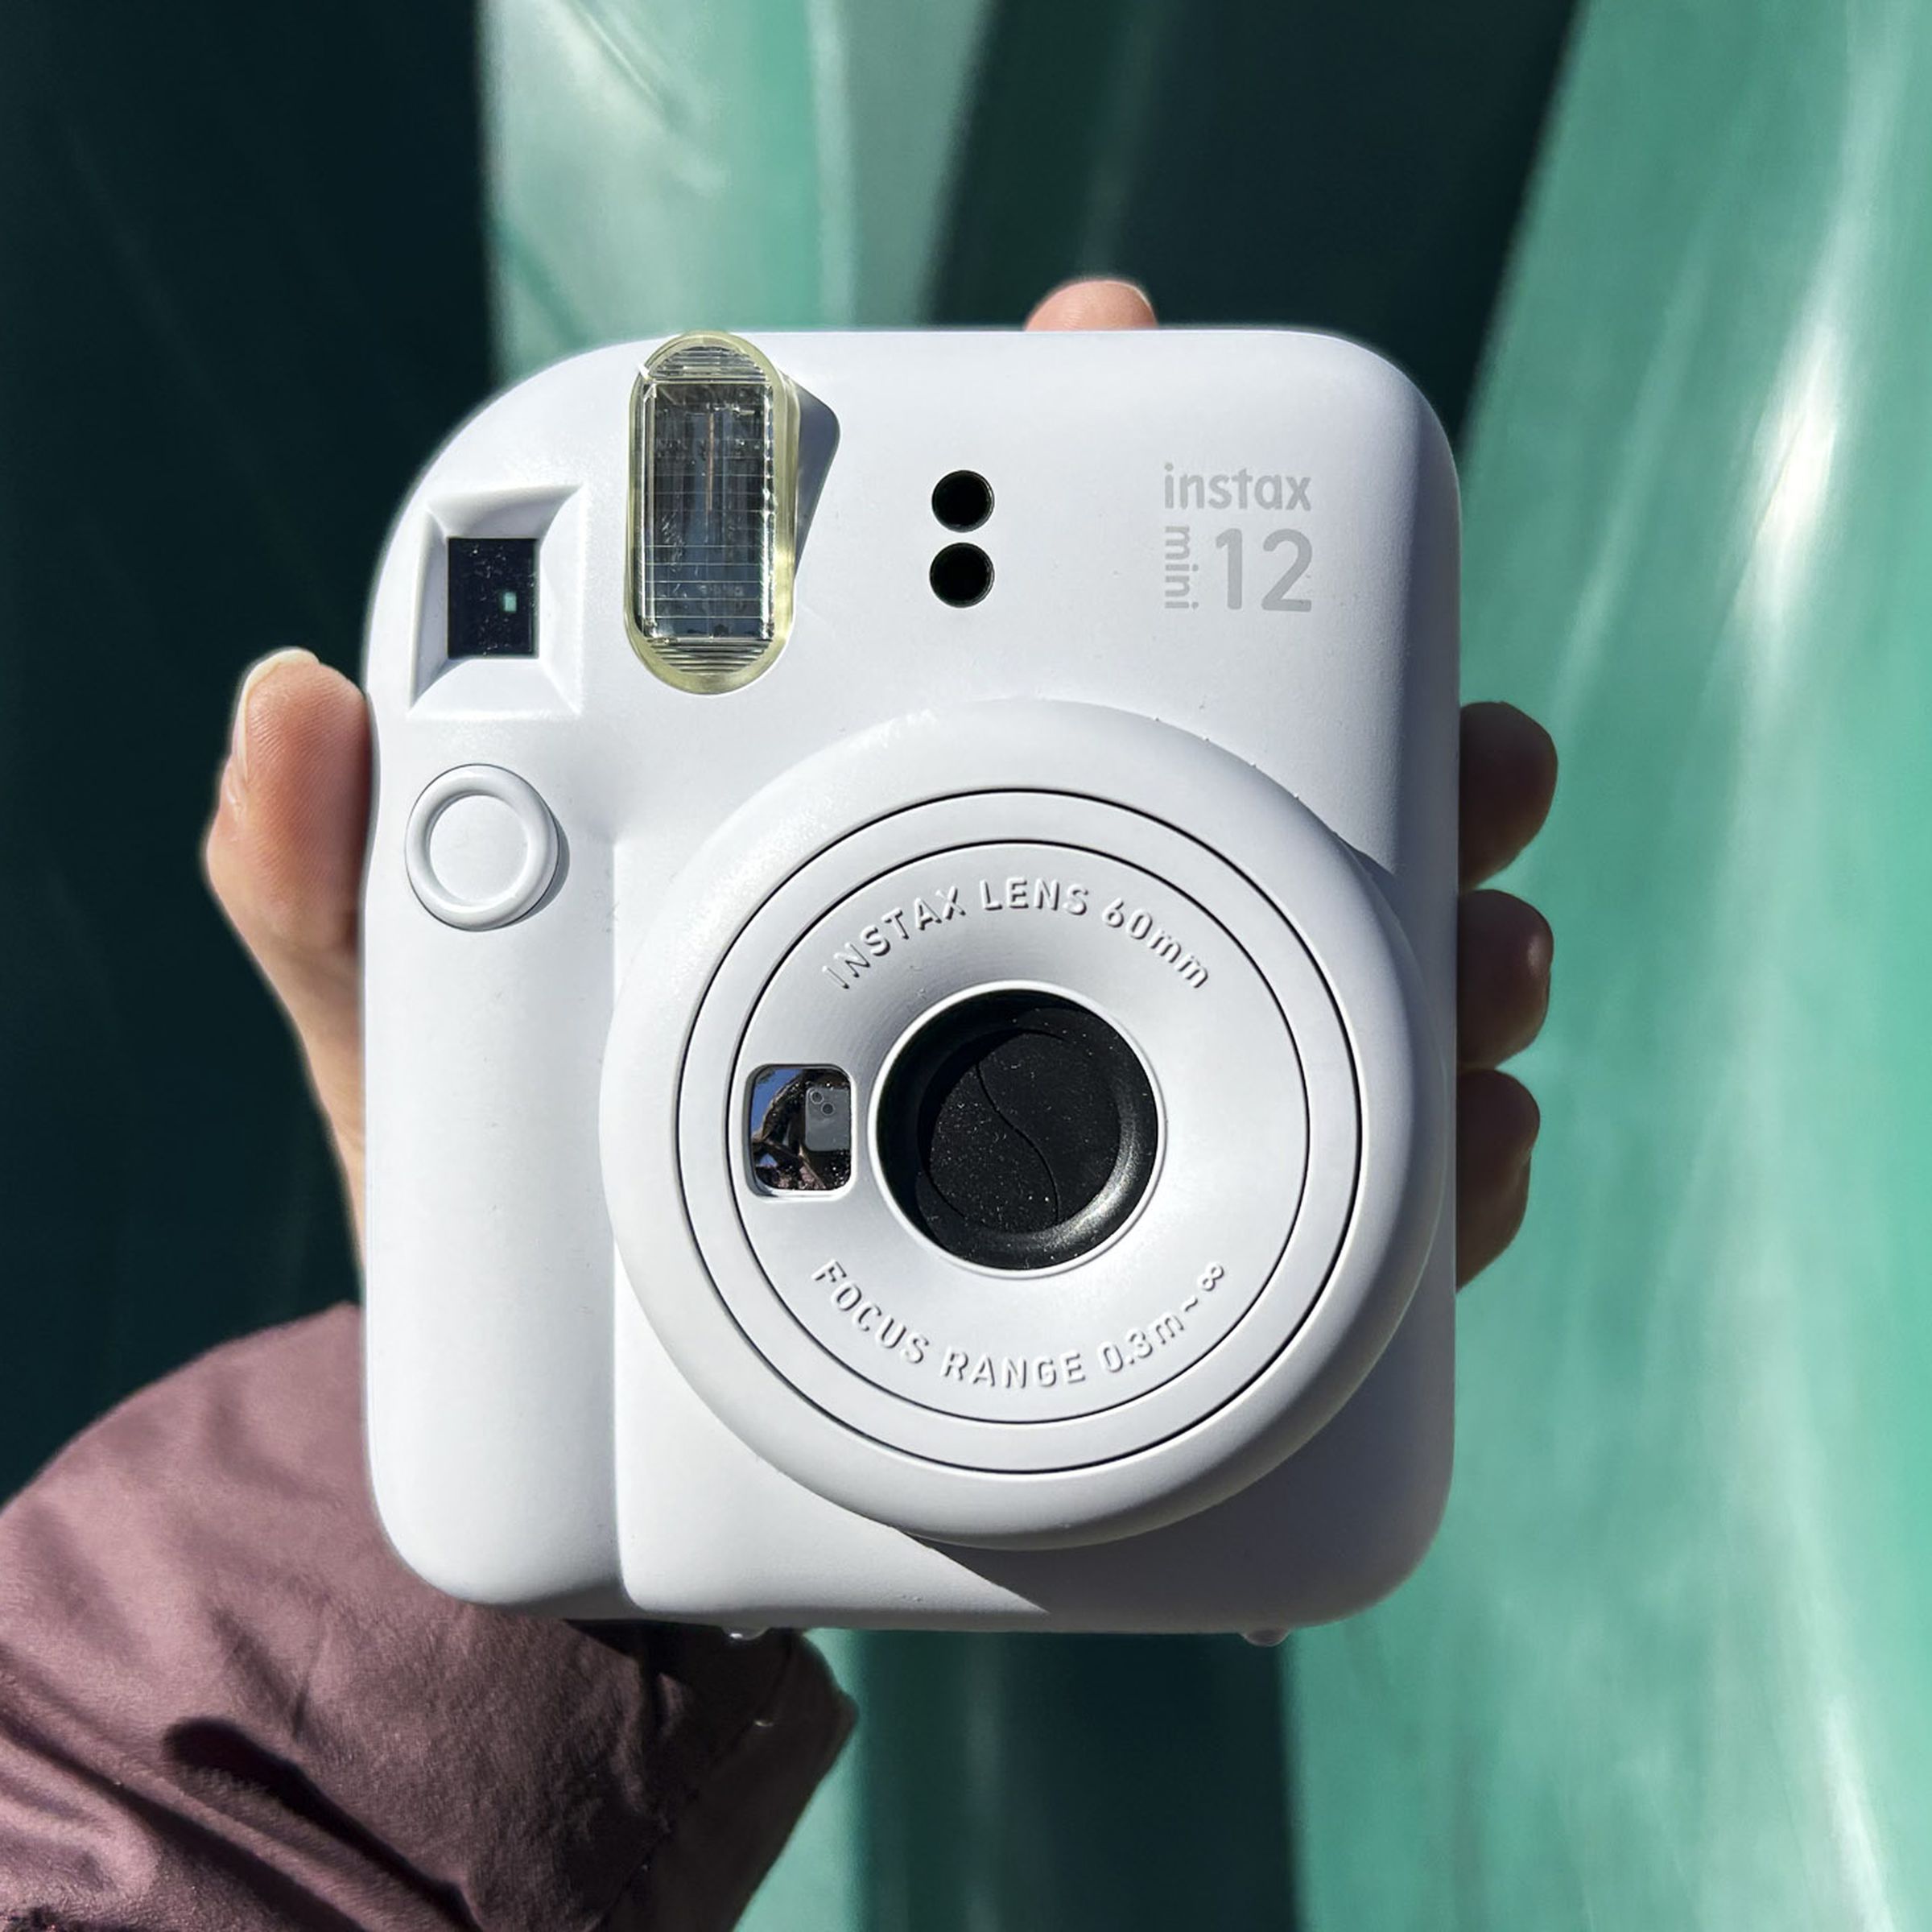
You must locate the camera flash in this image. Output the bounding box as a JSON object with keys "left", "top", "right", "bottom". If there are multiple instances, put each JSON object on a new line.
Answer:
{"left": 629, "top": 332, "right": 799, "bottom": 691}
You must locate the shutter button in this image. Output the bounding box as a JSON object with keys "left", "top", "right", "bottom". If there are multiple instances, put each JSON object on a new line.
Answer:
{"left": 406, "top": 766, "right": 559, "bottom": 930}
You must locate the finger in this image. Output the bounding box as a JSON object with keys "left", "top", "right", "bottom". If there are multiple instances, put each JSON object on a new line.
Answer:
{"left": 1026, "top": 277, "right": 1157, "bottom": 331}
{"left": 1458, "top": 890, "right": 1553, "bottom": 1070}
{"left": 202, "top": 649, "right": 370, "bottom": 1241}
{"left": 1456, "top": 1069, "right": 1540, "bottom": 1286}
{"left": 1460, "top": 701, "right": 1557, "bottom": 889}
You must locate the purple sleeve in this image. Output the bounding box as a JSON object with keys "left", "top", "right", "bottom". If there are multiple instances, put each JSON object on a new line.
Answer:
{"left": 0, "top": 1306, "right": 852, "bottom": 1930}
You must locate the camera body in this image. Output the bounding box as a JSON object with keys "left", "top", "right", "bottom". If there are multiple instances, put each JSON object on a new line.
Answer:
{"left": 362, "top": 328, "right": 1459, "bottom": 1633}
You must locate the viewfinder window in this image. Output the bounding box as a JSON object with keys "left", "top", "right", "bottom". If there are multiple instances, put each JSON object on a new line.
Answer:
{"left": 448, "top": 537, "right": 539, "bottom": 658}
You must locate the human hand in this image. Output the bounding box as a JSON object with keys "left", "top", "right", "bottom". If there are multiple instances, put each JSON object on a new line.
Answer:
{"left": 205, "top": 278, "right": 1554, "bottom": 1286}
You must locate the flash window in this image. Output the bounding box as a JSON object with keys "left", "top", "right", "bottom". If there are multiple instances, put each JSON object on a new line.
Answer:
{"left": 630, "top": 332, "right": 799, "bottom": 692}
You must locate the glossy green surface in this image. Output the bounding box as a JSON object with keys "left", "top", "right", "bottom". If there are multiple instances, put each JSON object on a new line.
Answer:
{"left": 481, "top": 0, "right": 993, "bottom": 365}
{"left": 1297, "top": 1, "right": 1932, "bottom": 1924}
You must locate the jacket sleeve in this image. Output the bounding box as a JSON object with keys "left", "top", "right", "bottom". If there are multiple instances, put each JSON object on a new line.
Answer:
{"left": 0, "top": 1305, "right": 852, "bottom": 1931}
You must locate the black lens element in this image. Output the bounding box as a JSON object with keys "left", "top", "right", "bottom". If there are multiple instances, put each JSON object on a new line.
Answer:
{"left": 930, "top": 543, "right": 993, "bottom": 606}
{"left": 931, "top": 470, "right": 993, "bottom": 530}
{"left": 877, "top": 993, "right": 1158, "bottom": 1269}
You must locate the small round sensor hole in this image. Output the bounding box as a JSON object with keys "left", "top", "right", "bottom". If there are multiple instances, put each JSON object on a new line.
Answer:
{"left": 931, "top": 470, "right": 993, "bottom": 530}
{"left": 930, "top": 543, "right": 993, "bottom": 607}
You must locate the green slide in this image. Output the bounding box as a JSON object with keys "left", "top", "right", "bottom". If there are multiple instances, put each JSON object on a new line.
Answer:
{"left": 1298, "top": 1, "right": 1932, "bottom": 1926}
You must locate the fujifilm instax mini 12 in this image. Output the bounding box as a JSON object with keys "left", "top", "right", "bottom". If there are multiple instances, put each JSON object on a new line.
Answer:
{"left": 361, "top": 328, "right": 1459, "bottom": 1636}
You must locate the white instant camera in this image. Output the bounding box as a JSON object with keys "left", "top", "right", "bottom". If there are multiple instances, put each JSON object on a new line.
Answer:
{"left": 362, "top": 328, "right": 1459, "bottom": 1636}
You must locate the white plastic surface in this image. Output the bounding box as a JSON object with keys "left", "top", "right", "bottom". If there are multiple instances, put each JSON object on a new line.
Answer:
{"left": 361, "top": 328, "right": 1459, "bottom": 1629}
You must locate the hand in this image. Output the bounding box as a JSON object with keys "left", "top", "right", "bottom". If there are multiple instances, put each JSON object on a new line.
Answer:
{"left": 205, "top": 279, "right": 1554, "bottom": 1286}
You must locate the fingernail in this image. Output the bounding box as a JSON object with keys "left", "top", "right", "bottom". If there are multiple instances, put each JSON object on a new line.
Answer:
{"left": 1075, "top": 275, "right": 1153, "bottom": 319}
{"left": 1517, "top": 1092, "right": 1543, "bottom": 1163}
{"left": 230, "top": 647, "right": 317, "bottom": 788}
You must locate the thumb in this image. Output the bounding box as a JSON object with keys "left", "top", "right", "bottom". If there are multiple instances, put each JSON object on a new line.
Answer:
{"left": 202, "top": 649, "right": 371, "bottom": 1246}
{"left": 1026, "top": 277, "right": 1157, "bottom": 330}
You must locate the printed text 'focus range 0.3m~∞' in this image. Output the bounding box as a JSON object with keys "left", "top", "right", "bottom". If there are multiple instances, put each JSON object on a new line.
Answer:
{"left": 361, "top": 328, "right": 1459, "bottom": 1633}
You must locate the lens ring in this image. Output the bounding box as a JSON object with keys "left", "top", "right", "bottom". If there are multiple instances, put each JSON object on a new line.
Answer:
{"left": 602, "top": 709, "right": 1426, "bottom": 1534}
{"left": 712, "top": 834, "right": 1320, "bottom": 1430}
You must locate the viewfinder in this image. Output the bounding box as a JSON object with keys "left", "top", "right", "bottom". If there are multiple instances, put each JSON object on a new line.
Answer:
{"left": 448, "top": 538, "right": 538, "bottom": 658}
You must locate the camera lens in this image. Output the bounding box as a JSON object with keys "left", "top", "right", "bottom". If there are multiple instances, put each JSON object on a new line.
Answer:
{"left": 876, "top": 992, "right": 1158, "bottom": 1269}
{"left": 931, "top": 469, "right": 993, "bottom": 530}
{"left": 929, "top": 543, "right": 993, "bottom": 606}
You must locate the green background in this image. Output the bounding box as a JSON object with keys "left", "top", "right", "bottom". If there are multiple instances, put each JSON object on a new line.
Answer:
{"left": 9, "top": 0, "right": 1927, "bottom": 1925}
